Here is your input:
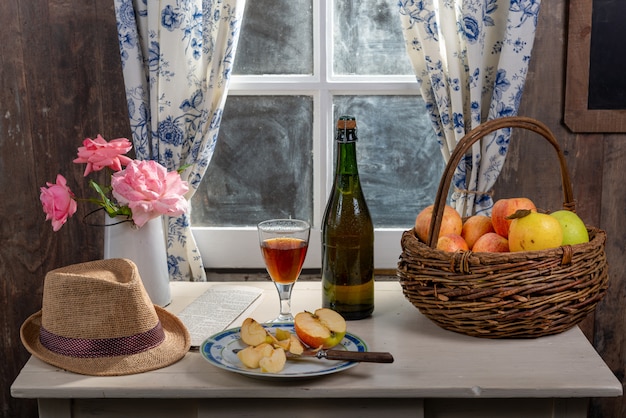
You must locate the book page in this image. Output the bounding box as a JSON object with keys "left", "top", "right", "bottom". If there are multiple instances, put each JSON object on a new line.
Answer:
{"left": 177, "top": 284, "right": 264, "bottom": 348}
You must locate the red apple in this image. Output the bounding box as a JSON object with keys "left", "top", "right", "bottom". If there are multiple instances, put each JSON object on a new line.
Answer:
{"left": 414, "top": 204, "right": 463, "bottom": 244}
{"left": 294, "top": 308, "right": 347, "bottom": 349}
{"left": 491, "top": 198, "right": 536, "bottom": 238}
{"left": 461, "top": 215, "right": 494, "bottom": 249}
{"left": 436, "top": 233, "right": 469, "bottom": 252}
{"left": 472, "top": 232, "right": 509, "bottom": 252}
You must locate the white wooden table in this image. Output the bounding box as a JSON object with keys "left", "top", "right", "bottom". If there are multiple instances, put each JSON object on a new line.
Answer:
{"left": 12, "top": 281, "right": 622, "bottom": 418}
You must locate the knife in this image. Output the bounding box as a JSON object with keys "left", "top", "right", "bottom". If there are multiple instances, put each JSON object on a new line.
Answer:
{"left": 233, "top": 348, "right": 394, "bottom": 363}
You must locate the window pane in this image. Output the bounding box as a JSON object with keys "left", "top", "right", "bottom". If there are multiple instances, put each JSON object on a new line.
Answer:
{"left": 191, "top": 96, "right": 314, "bottom": 226}
{"left": 332, "top": 96, "right": 443, "bottom": 228}
{"left": 233, "top": 1, "right": 313, "bottom": 75}
{"left": 333, "top": 0, "right": 413, "bottom": 75}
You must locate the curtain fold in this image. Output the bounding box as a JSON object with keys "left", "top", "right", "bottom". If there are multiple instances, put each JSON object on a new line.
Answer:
{"left": 114, "top": 0, "right": 246, "bottom": 281}
{"left": 399, "top": 0, "right": 541, "bottom": 217}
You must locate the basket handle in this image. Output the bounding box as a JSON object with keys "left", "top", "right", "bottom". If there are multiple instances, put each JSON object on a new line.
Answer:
{"left": 426, "top": 116, "right": 575, "bottom": 248}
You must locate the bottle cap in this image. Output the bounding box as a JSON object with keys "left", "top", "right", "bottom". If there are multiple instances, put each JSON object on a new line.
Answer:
{"left": 337, "top": 116, "right": 357, "bottom": 130}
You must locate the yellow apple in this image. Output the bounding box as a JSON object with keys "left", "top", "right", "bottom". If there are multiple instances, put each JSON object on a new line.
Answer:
{"left": 294, "top": 308, "right": 347, "bottom": 349}
{"left": 508, "top": 210, "right": 563, "bottom": 252}
{"left": 550, "top": 210, "right": 590, "bottom": 245}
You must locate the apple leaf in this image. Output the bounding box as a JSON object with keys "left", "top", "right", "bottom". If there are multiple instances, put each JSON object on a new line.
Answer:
{"left": 506, "top": 209, "right": 533, "bottom": 220}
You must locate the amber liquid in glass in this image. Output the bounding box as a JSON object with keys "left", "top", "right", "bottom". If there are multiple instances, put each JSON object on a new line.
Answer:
{"left": 261, "top": 237, "right": 308, "bottom": 284}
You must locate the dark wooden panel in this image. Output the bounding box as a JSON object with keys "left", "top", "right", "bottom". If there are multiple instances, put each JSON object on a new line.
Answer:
{"left": 0, "top": 1, "right": 128, "bottom": 417}
{"left": 0, "top": 0, "right": 40, "bottom": 416}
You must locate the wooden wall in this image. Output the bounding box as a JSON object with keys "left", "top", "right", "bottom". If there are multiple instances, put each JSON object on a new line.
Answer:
{"left": 0, "top": 1, "right": 130, "bottom": 417}
{"left": 0, "top": 1, "right": 624, "bottom": 417}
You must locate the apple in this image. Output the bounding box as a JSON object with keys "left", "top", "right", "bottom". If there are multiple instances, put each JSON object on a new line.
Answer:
{"left": 414, "top": 204, "right": 463, "bottom": 244}
{"left": 236, "top": 343, "right": 274, "bottom": 369}
{"left": 550, "top": 210, "right": 590, "bottom": 245}
{"left": 461, "top": 215, "right": 494, "bottom": 249}
{"left": 491, "top": 198, "right": 537, "bottom": 238}
{"left": 288, "top": 334, "right": 304, "bottom": 355}
{"left": 436, "top": 233, "right": 469, "bottom": 252}
{"left": 259, "top": 347, "right": 287, "bottom": 373}
{"left": 509, "top": 210, "right": 563, "bottom": 252}
{"left": 240, "top": 317, "right": 273, "bottom": 346}
{"left": 275, "top": 328, "right": 291, "bottom": 342}
{"left": 472, "top": 232, "right": 509, "bottom": 252}
{"left": 294, "top": 308, "right": 347, "bottom": 349}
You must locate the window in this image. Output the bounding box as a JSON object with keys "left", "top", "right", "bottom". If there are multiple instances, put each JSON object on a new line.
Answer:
{"left": 191, "top": 0, "right": 443, "bottom": 270}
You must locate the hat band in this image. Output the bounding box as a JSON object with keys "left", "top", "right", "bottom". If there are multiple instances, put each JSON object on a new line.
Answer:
{"left": 39, "top": 322, "right": 166, "bottom": 358}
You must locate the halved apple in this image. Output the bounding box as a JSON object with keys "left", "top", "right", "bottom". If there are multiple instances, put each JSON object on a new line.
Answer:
{"left": 294, "top": 308, "right": 347, "bottom": 349}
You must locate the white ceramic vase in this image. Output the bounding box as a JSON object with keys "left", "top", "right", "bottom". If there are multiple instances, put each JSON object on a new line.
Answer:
{"left": 103, "top": 215, "right": 171, "bottom": 307}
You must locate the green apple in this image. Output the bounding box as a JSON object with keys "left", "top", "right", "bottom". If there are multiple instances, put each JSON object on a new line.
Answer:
{"left": 550, "top": 210, "right": 590, "bottom": 245}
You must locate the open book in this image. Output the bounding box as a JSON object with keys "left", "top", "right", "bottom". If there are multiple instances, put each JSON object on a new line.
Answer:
{"left": 177, "top": 284, "right": 264, "bottom": 348}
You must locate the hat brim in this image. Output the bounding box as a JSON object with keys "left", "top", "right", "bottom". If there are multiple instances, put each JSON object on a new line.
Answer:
{"left": 20, "top": 306, "right": 191, "bottom": 376}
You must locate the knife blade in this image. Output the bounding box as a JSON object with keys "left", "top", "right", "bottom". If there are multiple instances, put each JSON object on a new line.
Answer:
{"left": 233, "top": 348, "right": 394, "bottom": 363}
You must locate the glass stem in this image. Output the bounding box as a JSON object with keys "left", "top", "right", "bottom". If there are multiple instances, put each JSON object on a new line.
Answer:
{"left": 274, "top": 282, "right": 295, "bottom": 322}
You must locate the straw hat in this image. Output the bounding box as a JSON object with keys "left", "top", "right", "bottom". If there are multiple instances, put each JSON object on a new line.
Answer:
{"left": 20, "top": 258, "right": 190, "bottom": 376}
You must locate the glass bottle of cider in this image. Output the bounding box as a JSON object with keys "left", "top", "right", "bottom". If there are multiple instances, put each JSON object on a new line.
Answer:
{"left": 321, "top": 115, "right": 374, "bottom": 320}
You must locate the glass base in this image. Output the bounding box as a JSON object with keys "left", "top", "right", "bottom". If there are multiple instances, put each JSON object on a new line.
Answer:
{"left": 265, "top": 313, "right": 295, "bottom": 324}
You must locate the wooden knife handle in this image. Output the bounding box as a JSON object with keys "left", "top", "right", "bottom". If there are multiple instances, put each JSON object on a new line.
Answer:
{"left": 324, "top": 350, "right": 394, "bottom": 363}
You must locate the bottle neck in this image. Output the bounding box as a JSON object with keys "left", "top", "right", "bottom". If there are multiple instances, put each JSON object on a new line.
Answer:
{"left": 334, "top": 140, "right": 359, "bottom": 177}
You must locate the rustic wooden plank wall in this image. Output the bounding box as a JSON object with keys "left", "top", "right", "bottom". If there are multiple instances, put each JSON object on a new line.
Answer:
{"left": 0, "top": 1, "right": 624, "bottom": 417}
{"left": 496, "top": 1, "right": 626, "bottom": 417}
{"left": 0, "top": 1, "right": 130, "bottom": 417}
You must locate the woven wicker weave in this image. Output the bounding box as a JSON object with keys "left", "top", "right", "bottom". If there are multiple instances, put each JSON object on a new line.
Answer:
{"left": 397, "top": 117, "right": 609, "bottom": 338}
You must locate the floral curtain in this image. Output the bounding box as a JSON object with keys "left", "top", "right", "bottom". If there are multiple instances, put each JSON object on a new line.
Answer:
{"left": 114, "top": 0, "right": 246, "bottom": 281}
{"left": 399, "top": 0, "right": 541, "bottom": 217}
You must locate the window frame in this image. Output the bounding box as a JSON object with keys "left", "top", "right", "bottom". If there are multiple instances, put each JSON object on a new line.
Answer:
{"left": 192, "top": 0, "right": 422, "bottom": 270}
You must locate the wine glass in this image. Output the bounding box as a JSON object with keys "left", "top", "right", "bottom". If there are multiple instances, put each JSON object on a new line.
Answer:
{"left": 257, "top": 219, "right": 310, "bottom": 323}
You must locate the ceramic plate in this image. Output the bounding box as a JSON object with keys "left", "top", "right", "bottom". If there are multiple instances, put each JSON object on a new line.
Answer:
{"left": 200, "top": 323, "right": 367, "bottom": 380}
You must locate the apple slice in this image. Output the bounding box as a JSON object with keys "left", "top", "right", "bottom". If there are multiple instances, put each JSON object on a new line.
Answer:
{"left": 275, "top": 328, "right": 291, "bottom": 342}
{"left": 294, "top": 308, "right": 347, "bottom": 349}
{"left": 240, "top": 318, "right": 273, "bottom": 346}
{"left": 259, "top": 347, "right": 287, "bottom": 373}
{"left": 253, "top": 342, "right": 274, "bottom": 358}
{"left": 273, "top": 338, "right": 291, "bottom": 350}
{"left": 288, "top": 334, "right": 304, "bottom": 355}
{"left": 236, "top": 345, "right": 264, "bottom": 369}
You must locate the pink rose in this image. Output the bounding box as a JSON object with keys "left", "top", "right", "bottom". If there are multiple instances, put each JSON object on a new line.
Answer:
{"left": 73, "top": 134, "right": 133, "bottom": 176}
{"left": 40, "top": 174, "right": 78, "bottom": 232}
{"left": 111, "top": 160, "right": 189, "bottom": 227}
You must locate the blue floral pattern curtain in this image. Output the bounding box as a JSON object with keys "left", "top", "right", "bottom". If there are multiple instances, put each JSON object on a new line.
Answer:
{"left": 399, "top": 0, "right": 541, "bottom": 217}
{"left": 114, "top": 0, "right": 246, "bottom": 281}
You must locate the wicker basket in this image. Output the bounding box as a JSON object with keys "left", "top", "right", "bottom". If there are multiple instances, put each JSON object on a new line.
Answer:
{"left": 397, "top": 116, "right": 609, "bottom": 338}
